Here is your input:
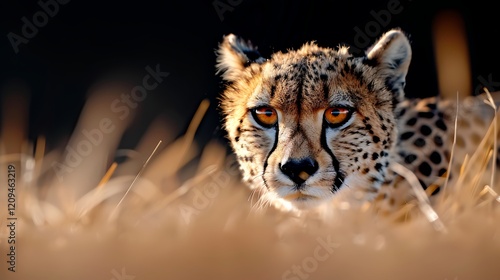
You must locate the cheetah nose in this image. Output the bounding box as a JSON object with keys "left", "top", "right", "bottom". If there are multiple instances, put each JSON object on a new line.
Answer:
{"left": 279, "top": 157, "right": 319, "bottom": 185}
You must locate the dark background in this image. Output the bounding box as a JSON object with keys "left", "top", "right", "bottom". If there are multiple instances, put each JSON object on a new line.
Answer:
{"left": 0, "top": 0, "right": 498, "bottom": 153}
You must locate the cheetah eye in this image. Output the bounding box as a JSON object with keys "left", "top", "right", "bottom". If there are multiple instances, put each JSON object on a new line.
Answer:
{"left": 251, "top": 106, "right": 278, "bottom": 128}
{"left": 324, "top": 106, "right": 352, "bottom": 127}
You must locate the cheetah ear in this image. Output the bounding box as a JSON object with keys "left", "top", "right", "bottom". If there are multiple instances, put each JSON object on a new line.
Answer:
{"left": 216, "top": 34, "right": 266, "bottom": 82}
{"left": 365, "top": 29, "right": 412, "bottom": 101}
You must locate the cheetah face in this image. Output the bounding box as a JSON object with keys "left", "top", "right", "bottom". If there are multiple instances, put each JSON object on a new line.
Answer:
{"left": 217, "top": 29, "right": 411, "bottom": 210}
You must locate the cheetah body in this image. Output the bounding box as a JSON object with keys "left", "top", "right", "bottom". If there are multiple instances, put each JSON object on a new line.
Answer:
{"left": 216, "top": 29, "right": 497, "bottom": 212}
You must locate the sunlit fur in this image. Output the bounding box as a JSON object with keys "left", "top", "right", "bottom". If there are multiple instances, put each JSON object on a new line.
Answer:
{"left": 217, "top": 30, "right": 413, "bottom": 210}
{"left": 217, "top": 29, "right": 500, "bottom": 213}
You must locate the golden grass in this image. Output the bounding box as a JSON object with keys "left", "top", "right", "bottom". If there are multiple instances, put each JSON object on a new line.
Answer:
{"left": 1, "top": 89, "right": 500, "bottom": 280}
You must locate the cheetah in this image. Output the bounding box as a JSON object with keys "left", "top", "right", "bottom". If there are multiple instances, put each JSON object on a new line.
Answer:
{"left": 215, "top": 28, "right": 499, "bottom": 213}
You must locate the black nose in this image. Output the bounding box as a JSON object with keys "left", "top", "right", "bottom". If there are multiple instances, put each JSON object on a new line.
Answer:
{"left": 279, "top": 157, "right": 319, "bottom": 185}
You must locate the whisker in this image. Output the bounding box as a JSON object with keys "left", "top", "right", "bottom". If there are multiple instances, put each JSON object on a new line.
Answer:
{"left": 338, "top": 177, "right": 351, "bottom": 189}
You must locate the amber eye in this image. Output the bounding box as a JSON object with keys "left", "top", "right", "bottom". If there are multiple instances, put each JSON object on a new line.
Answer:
{"left": 324, "top": 107, "right": 352, "bottom": 127}
{"left": 251, "top": 106, "right": 278, "bottom": 128}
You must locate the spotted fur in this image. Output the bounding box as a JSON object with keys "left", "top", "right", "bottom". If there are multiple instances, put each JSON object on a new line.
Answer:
{"left": 216, "top": 29, "right": 498, "bottom": 212}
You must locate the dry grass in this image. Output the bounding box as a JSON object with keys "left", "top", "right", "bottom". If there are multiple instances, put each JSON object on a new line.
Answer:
{"left": 1, "top": 89, "right": 500, "bottom": 280}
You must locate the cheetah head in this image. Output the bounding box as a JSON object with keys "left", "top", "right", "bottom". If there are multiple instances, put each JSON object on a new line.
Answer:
{"left": 216, "top": 29, "right": 411, "bottom": 210}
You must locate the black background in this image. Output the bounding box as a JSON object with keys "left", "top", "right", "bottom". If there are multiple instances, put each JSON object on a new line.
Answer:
{"left": 0, "top": 0, "right": 498, "bottom": 153}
